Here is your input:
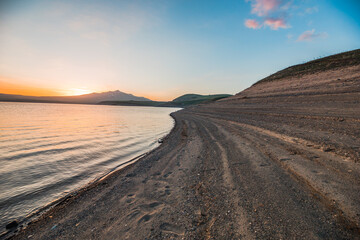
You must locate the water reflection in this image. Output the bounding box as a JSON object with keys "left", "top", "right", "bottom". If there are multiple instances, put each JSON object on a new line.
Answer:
{"left": 0, "top": 102, "right": 177, "bottom": 230}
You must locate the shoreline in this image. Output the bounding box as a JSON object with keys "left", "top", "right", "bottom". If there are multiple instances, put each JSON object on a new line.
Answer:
{"left": 7, "top": 94, "right": 360, "bottom": 238}
{"left": 0, "top": 152, "right": 146, "bottom": 239}
{"left": 5, "top": 49, "right": 360, "bottom": 239}
{"left": 0, "top": 111, "right": 179, "bottom": 239}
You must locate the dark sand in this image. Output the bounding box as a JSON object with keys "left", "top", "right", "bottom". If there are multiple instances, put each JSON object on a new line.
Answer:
{"left": 6, "top": 56, "right": 360, "bottom": 239}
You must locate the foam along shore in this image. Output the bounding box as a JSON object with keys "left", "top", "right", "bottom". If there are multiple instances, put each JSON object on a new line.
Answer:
{"left": 7, "top": 49, "right": 360, "bottom": 239}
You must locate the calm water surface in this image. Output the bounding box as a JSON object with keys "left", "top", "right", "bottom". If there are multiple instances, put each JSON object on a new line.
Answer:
{"left": 0, "top": 102, "right": 178, "bottom": 230}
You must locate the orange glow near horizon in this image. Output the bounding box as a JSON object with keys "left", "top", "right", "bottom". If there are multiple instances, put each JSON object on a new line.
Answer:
{"left": 0, "top": 77, "right": 98, "bottom": 97}
{"left": 0, "top": 77, "right": 178, "bottom": 101}
{"left": 0, "top": 78, "right": 63, "bottom": 96}
{"left": 64, "top": 88, "right": 93, "bottom": 96}
{"left": 141, "top": 94, "right": 175, "bottom": 102}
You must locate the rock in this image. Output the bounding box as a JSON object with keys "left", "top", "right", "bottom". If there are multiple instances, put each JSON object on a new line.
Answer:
{"left": 280, "top": 158, "right": 291, "bottom": 162}
{"left": 125, "top": 173, "right": 136, "bottom": 178}
{"left": 323, "top": 147, "right": 334, "bottom": 152}
{"left": 158, "top": 138, "right": 164, "bottom": 143}
{"left": 6, "top": 220, "right": 18, "bottom": 229}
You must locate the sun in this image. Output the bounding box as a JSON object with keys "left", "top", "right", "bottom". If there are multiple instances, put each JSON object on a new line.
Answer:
{"left": 66, "top": 88, "right": 93, "bottom": 96}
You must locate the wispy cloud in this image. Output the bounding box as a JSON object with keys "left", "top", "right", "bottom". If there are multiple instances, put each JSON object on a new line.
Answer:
{"left": 244, "top": 19, "right": 261, "bottom": 29}
{"left": 264, "top": 18, "right": 289, "bottom": 30}
{"left": 244, "top": 0, "right": 326, "bottom": 43}
{"left": 248, "top": 0, "right": 281, "bottom": 17}
{"left": 281, "top": 1, "right": 293, "bottom": 11}
{"left": 245, "top": 0, "right": 291, "bottom": 31}
{"left": 297, "top": 29, "right": 328, "bottom": 42}
{"left": 298, "top": 6, "right": 319, "bottom": 16}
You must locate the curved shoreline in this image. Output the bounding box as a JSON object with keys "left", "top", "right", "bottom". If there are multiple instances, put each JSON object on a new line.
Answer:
{"left": 0, "top": 153, "right": 146, "bottom": 239}
{"left": 5, "top": 49, "right": 360, "bottom": 240}
{"left": 6, "top": 95, "right": 360, "bottom": 239}
{"left": 1, "top": 112, "right": 179, "bottom": 240}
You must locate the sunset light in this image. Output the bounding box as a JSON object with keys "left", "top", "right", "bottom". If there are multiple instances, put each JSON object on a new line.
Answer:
{"left": 0, "top": 0, "right": 358, "bottom": 100}
{"left": 65, "top": 88, "right": 93, "bottom": 96}
{"left": 0, "top": 0, "right": 359, "bottom": 238}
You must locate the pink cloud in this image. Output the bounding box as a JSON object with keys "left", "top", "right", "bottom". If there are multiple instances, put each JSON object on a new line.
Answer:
{"left": 245, "top": 19, "right": 261, "bottom": 29}
{"left": 245, "top": 0, "right": 293, "bottom": 31}
{"left": 264, "top": 18, "right": 289, "bottom": 30}
{"left": 297, "top": 29, "right": 328, "bottom": 42}
{"left": 249, "top": 0, "right": 281, "bottom": 16}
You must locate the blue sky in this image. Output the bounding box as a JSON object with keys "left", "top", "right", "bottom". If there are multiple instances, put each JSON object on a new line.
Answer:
{"left": 0, "top": 0, "right": 359, "bottom": 100}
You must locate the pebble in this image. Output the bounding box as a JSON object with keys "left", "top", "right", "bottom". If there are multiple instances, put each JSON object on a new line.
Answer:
{"left": 6, "top": 220, "right": 18, "bottom": 229}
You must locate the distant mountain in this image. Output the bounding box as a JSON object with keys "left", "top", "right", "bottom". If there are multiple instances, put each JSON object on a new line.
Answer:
{"left": 0, "top": 90, "right": 151, "bottom": 104}
{"left": 99, "top": 93, "right": 232, "bottom": 107}
{"left": 66, "top": 90, "right": 151, "bottom": 103}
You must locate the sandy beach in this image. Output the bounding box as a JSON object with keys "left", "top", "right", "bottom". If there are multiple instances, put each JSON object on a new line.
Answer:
{"left": 7, "top": 51, "right": 360, "bottom": 239}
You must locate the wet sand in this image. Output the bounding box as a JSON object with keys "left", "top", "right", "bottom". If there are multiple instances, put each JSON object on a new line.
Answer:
{"left": 7, "top": 55, "right": 360, "bottom": 239}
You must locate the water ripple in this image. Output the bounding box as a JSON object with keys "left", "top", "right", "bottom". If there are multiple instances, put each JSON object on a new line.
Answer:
{"left": 0, "top": 102, "right": 177, "bottom": 229}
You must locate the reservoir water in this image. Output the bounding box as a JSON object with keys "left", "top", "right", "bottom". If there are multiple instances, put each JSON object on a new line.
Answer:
{"left": 0, "top": 102, "right": 177, "bottom": 230}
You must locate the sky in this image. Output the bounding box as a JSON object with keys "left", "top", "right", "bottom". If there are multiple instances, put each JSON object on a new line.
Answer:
{"left": 0, "top": 0, "right": 359, "bottom": 101}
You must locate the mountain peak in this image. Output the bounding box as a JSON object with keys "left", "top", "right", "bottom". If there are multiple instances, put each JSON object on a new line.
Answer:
{"left": 0, "top": 90, "right": 151, "bottom": 104}
{"left": 74, "top": 90, "right": 151, "bottom": 102}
